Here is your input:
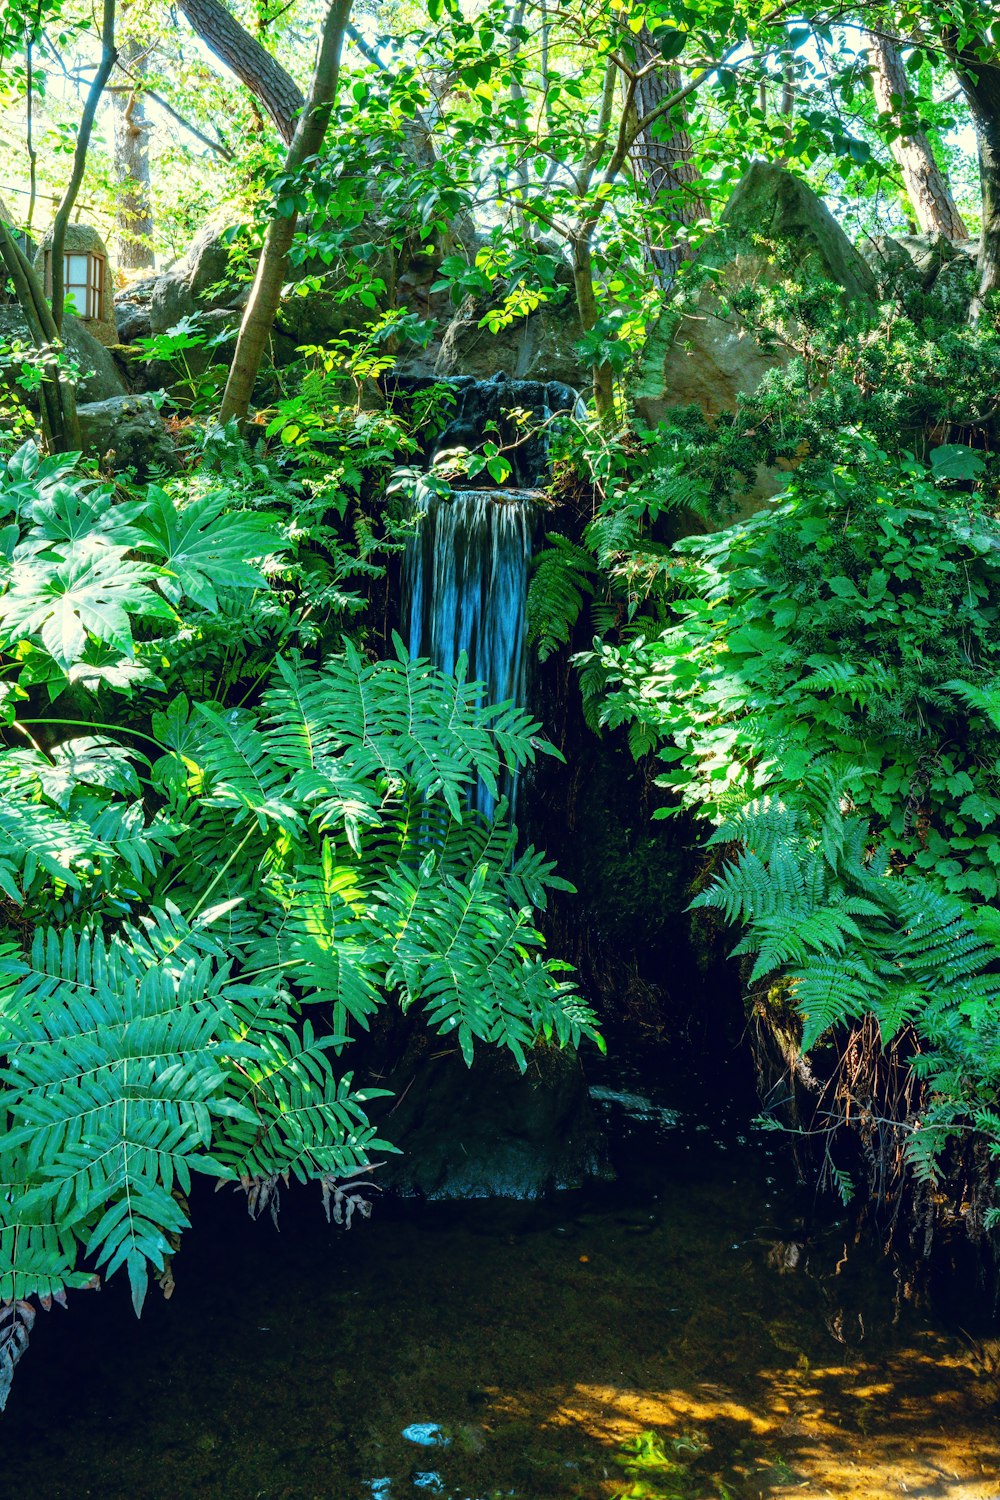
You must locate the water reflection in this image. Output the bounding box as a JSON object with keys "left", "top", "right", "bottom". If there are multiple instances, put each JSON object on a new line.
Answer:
{"left": 2, "top": 1085, "right": 999, "bottom": 1499}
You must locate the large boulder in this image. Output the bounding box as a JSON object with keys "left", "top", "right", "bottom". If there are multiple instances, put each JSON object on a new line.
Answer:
{"left": 149, "top": 220, "right": 245, "bottom": 335}
{"left": 635, "top": 162, "right": 878, "bottom": 427}
{"left": 723, "top": 161, "right": 877, "bottom": 302}
{"left": 76, "top": 394, "right": 179, "bottom": 477}
{"left": 434, "top": 271, "right": 585, "bottom": 387}
{"left": 0, "top": 306, "right": 126, "bottom": 404}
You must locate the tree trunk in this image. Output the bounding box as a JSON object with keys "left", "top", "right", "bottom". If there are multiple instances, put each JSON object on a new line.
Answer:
{"left": 866, "top": 31, "right": 968, "bottom": 242}
{"left": 50, "top": 0, "right": 118, "bottom": 331}
{"left": 176, "top": 0, "right": 304, "bottom": 144}
{"left": 627, "top": 29, "right": 707, "bottom": 290}
{"left": 218, "top": 0, "right": 353, "bottom": 428}
{"left": 943, "top": 34, "right": 1000, "bottom": 324}
{"left": 0, "top": 222, "right": 80, "bottom": 452}
{"left": 571, "top": 236, "right": 615, "bottom": 423}
{"left": 113, "top": 37, "right": 155, "bottom": 270}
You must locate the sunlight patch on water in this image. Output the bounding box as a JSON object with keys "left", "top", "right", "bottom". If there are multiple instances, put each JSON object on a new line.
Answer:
{"left": 402, "top": 1423, "right": 451, "bottom": 1447}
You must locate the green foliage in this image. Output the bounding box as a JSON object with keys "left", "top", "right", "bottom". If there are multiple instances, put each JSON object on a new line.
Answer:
{"left": 528, "top": 533, "right": 596, "bottom": 661}
{"left": 136, "top": 317, "right": 231, "bottom": 415}
{"left": 572, "top": 377, "right": 1000, "bottom": 1188}
{"left": 0, "top": 439, "right": 598, "bottom": 1395}
{"left": 591, "top": 441, "right": 1000, "bottom": 904}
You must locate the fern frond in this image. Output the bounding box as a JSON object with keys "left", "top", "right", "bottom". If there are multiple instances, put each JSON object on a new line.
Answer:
{"left": 527, "top": 533, "right": 596, "bottom": 661}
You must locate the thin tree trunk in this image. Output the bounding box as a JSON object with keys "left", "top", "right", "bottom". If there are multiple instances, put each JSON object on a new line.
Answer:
{"left": 866, "top": 31, "right": 968, "bottom": 241}
{"left": 943, "top": 32, "right": 1000, "bottom": 323}
{"left": 0, "top": 221, "right": 80, "bottom": 451}
{"left": 176, "top": 0, "right": 304, "bottom": 144}
{"left": 571, "top": 236, "right": 614, "bottom": 421}
{"left": 627, "top": 28, "right": 707, "bottom": 291}
{"left": 218, "top": 0, "right": 353, "bottom": 428}
{"left": 113, "top": 37, "right": 155, "bottom": 270}
{"left": 50, "top": 0, "right": 117, "bottom": 331}
{"left": 25, "top": 40, "right": 38, "bottom": 234}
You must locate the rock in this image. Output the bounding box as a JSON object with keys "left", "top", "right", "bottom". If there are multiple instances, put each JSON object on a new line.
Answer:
{"left": 636, "top": 163, "right": 877, "bottom": 429}
{"left": 434, "top": 254, "right": 584, "bottom": 385}
{"left": 722, "top": 161, "right": 877, "bottom": 302}
{"left": 115, "top": 303, "right": 152, "bottom": 346}
{"left": 76, "top": 394, "right": 179, "bottom": 477}
{"left": 376, "top": 1042, "right": 610, "bottom": 1201}
{"left": 859, "top": 230, "right": 979, "bottom": 320}
{"left": 0, "top": 306, "right": 126, "bottom": 404}
{"left": 397, "top": 373, "right": 583, "bottom": 486}
{"left": 114, "top": 276, "right": 158, "bottom": 345}
{"left": 150, "top": 221, "right": 244, "bottom": 335}
{"left": 634, "top": 163, "right": 879, "bottom": 520}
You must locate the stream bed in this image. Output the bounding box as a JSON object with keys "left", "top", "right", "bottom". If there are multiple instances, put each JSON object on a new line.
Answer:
{"left": 3, "top": 1075, "right": 999, "bottom": 1500}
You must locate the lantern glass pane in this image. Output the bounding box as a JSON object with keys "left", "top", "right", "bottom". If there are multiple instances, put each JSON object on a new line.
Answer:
{"left": 65, "top": 254, "right": 89, "bottom": 289}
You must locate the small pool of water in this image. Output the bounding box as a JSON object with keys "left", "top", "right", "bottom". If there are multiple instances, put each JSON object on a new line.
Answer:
{"left": 3, "top": 1074, "right": 999, "bottom": 1500}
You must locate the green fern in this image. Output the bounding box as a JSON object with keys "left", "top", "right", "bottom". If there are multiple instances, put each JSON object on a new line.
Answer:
{"left": 527, "top": 533, "right": 596, "bottom": 661}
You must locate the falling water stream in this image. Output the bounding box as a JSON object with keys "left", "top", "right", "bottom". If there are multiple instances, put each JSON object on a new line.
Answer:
{"left": 400, "top": 372, "right": 584, "bottom": 820}
{"left": 405, "top": 488, "right": 535, "bottom": 820}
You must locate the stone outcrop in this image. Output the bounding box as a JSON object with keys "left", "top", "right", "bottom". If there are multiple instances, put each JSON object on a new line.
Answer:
{"left": 149, "top": 220, "right": 244, "bottom": 335}
{"left": 113, "top": 275, "right": 157, "bottom": 345}
{"left": 0, "top": 307, "right": 127, "bottom": 405}
{"left": 433, "top": 255, "right": 584, "bottom": 386}
{"left": 76, "top": 394, "right": 179, "bottom": 476}
{"left": 635, "top": 162, "right": 878, "bottom": 427}
{"left": 859, "top": 230, "right": 979, "bottom": 320}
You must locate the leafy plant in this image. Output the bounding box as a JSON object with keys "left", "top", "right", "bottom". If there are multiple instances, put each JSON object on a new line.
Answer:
{"left": 0, "top": 438, "right": 598, "bottom": 1403}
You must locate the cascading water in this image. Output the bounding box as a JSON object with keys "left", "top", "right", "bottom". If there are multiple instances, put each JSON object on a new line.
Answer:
{"left": 405, "top": 489, "right": 534, "bottom": 820}
{"left": 401, "top": 374, "right": 583, "bottom": 821}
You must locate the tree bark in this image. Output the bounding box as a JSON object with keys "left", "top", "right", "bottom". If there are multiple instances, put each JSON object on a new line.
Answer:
{"left": 113, "top": 37, "right": 155, "bottom": 270}
{"left": 943, "top": 32, "right": 1000, "bottom": 324}
{"left": 176, "top": 0, "right": 304, "bottom": 144}
{"left": 627, "top": 28, "right": 707, "bottom": 291}
{"left": 50, "top": 0, "right": 117, "bottom": 331}
{"left": 0, "top": 221, "right": 80, "bottom": 452}
{"left": 218, "top": 0, "right": 354, "bottom": 428}
{"left": 866, "top": 31, "right": 968, "bottom": 242}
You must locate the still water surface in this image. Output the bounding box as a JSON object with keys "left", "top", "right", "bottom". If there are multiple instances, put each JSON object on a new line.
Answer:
{"left": 2, "top": 1078, "right": 999, "bottom": 1500}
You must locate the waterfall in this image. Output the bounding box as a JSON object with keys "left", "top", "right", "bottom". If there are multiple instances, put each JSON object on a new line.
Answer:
{"left": 400, "top": 373, "right": 583, "bottom": 821}
{"left": 405, "top": 489, "right": 535, "bottom": 821}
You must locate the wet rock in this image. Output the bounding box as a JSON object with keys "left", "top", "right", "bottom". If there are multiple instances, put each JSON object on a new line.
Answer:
{"left": 434, "top": 258, "right": 584, "bottom": 386}
{"left": 76, "top": 394, "right": 179, "bottom": 477}
{"left": 376, "top": 1041, "right": 610, "bottom": 1201}
{"left": 397, "top": 373, "right": 582, "bottom": 487}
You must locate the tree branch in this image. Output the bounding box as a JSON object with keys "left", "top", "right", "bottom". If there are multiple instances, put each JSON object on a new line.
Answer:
{"left": 50, "top": 0, "right": 117, "bottom": 330}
